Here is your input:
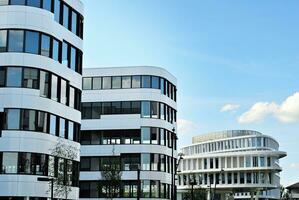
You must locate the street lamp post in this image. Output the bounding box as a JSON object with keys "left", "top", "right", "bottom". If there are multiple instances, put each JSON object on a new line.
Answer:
{"left": 37, "top": 177, "right": 54, "bottom": 200}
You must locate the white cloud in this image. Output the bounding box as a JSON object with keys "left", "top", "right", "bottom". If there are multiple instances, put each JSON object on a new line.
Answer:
{"left": 238, "top": 92, "right": 299, "bottom": 124}
{"left": 177, "top": 119, "right": 199, "bottom": 135}
{"left": 238, "top": 102, "right": 278, "bottom": 124}
{"left": 221, "top": 104, "right": 240, "bottom": 112}
{"left": 275, "top": 92, "right": 299, "bottom": 123}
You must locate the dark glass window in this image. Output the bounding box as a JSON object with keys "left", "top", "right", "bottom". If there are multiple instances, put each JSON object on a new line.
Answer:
{"left": 49, "top": 115, "right": 56, "bottom": 135}
{"left": 132, "top": 75, "right": 141, "bottom": 88}
{"left": 6, "top": 109, "right": 20, "bottom": 130}
{"left": 131, "top": 101, "right": 141, "bottom": 114}
{"left": 27, "top": 0, "right": 41, "bottom": 7}
{"left": 71, "top": 11, "right": 78, "bottom": 34}
{"left": 42, "top": 0, "right": 52, "bottom": 11}
{"left": 102, "top": 102, "right": 111, "bottom": 114}
{"left": 141, "top": 180, "right": 150, "bottom": 198}
{"left": 37, "top": 111, "right": 48, "bottom": 132}
{"left": 39, "top": 71, "right": 50, "bottom": 97}
{"left": 122, "top": 101, "right": 131, "bottom": 114}
{"left": 122, "top": 76, "right": 131, "bottom": 88}
{"left": 51, "top": 74, "right": 58, "bottom": 101}
{"left": 92, "top": 103, "right": 101, "bottom": 119}
{"left": 141, "top": 101, "right": 150, "bottom": 118}
{"left": 112, "top": 76, "right": 121, "bottom": 89}
{"left": 10, "top": 0, "right": 25, "bottom": 5}
{"left": 151, "top": 76, "right": 160, "bottom": 89}
{"left": 83, "top": 78, "right": 92, "bottom": 90}
{"left": 23, "top": 68, "right": 39, "bottom": 89}
{"left": 70, "top": 47, "right": 76, "bottom": 71}
{"left": 150, "top": 101, "right": 159, "bottom": 118}
{"left": 92, "top": 77, "right": 101, "bottom": 90}
{"left": 6, "top": 67, "right": 22, "bottom": 87}
{"left": 102, "top": 77, "right": 111, "bottom": 89}
{"left": 8, "top": 30, "right": 24, "bottom": 52}
{"left": 52, "top": 39, "right": 59, "bottom": 61}
{"left": 111, "top": 102, "right": 121, "bottom": 114}
{"left": 18, "top": 152, "right": 31, "bottom": 174}
{"left": 25, "top": 31, "right": 39, "bottom": 54}
{"left": 141, "top": 75, "right": 151, "bottom": 88}
{"left": 62, "top": 42, "right": 69, "bottom": 67}
{"left": 41, "top": 34, "right": 50, "bottom": 57}
{"left": 0, "top": 30, "right": 7, "bottom": 52}
{"left": 90, "top": 158, "right": 100, "bottom": 171}
{"left": 82, "top": 103, "right": 92, "bottom": 119}
{"left": 54, "top": 0, "right": 60, "bottom": 22}
{"left": 0, "top": 68, "right": 5, "bottom": 86}
{"left": 151, "top": 127, "right": 158, "bottom": 144}
{"left": 63, "top": 4, "right": 70, "bottom": 29}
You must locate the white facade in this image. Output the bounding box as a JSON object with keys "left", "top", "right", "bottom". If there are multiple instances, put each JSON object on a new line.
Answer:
{"left": 177, "top": 130, "right": 286, "bottom": 200}
{"left": 80, "top": 66, "right": 178, "bottom": 199}
{"left": 0, "top": 0, "right": 83, "bottom": 199}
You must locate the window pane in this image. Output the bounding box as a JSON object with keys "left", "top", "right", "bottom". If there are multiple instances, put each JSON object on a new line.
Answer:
{"left": 63, "top": 4, "right": 69, "bottom": 28}
{"left": 42, "top": 0, "right": 52, "bottom": 11}
{"left": 92, "top": 103, "right": 101, "bottom": 119}
{"left": 141, "top": 101, "right": 150, "bottom": 118}
{"left": 8, "top": 30, "right": 24, "bottom": 52}
{"left": 102, "top": 77, "right": 111, "bottom": 89}
{"left": 2, "top": 153, "right": 18, "bottom": 174}
{"left": 102, "top": 102, "right": 111, "bottom": 115}
{"left": 141, "top": 127, "right": 150, "bottom": 144}
{"left": 6, "top": 67, "right": 22, "bottom": 87}
{"left": 111, "top": 102, "right": 121, "bottom": 114}
{"left": 82, "top": 103, "right": 92, "bottom": 119}
{"left": 150, "top": 101, "right": 159, "bottom": 118}
{"left": 25, "top": 31, "right": 39, "bottom": 54}
{"left": 71, "top": 11, "right": 77, "bottom": 34}
{"left": 27, "top": 0, "right": 41, "bottom": 7}
{"left": 151, "top": 76, "right": 160, "bottom": 89}
{"left": 122, "top": 76, "right": 131, "bottom": 88}
{"left": 122, "top": 101, "right": 131, "bottom": 114}
{"left": 68, "top": 121, "right": 74, "bottom": 141}
{"left": 37, "top": 111, "right": 48, "bottom": 132}
{"left": 6, "top": 109, "right": 20, "bottom": 129}
{"left": 69, "top": 87, "right": 75, "bottom": 108}
{"left": 52, "top": 39, "right": 59, "bottom": 61}
{"left": 131, "top": 101, "right": 141, "bottom": 114}
{"left": 0, "top": 0, "right": 9, "bottom": 5}
{"left": 70, "top": 47, "right": 76, "bottom": 71}
{"left": 59, "top": 118, "right": 65, "bottom": 138}
{"left": 142, "top": 75, "right": 151, "bottom": 88}
{"left": 83, "top": 78, "right": 92, "bottom": 90}
{"left": 141, "top": 154, "right": 150, "bottom": 171}
{"left": 41, "top": 34, "right": 50, "bottom": 57}
{"left": 132, "top": 75, "right": 141, "bottom": 88}
{"left": 112, "top": 76, "right": 121, "bottom": 89}
{"left": 0, "top": 30, "right": 7, "bottom": 52}
{"left": 160, "top": 78, "right": 165, "bottom": 94}
{"left": 22, "top": 110, "right": 36, "bottom": 131}
{"left": 54, "top": 0, "right": 60, "bottom": 22}
{"left": 18, "top": 152, "right": 31, "bottom": 174}
{"left": 23, "top": 68, "right": 39, "bottom": 89}
{"left": 40, "top": 71, "right": 50, "bottom": 97}
{"left": 62, "top": 42, "right": 69, "bottom": 67}
{"left": 0, "top": 68, "right": 5, "bottom": 86}
{"left": 92, "top": 77, "right": 101, "bottom": 90}
{"left": 51, "top": 74, "right": 58, "bottom": 101}
{"left": 10, "top": 0, "right": 25, "bottom": 5}
{"left": 49, "top": 115, "right": 56, "bottom": 135}
{"left": 60, "top": 79, "right": 67, "bottom": 104}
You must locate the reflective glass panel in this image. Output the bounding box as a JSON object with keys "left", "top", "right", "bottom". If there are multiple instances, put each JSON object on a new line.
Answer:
{"left": 2, "top": 153, "right": 18, "bottom": 174}
{"left": 41, "top": 34, "right": 50, "bottom": 57}
{"left": 8, "top": 30, "right": 24, "bottom": 52}
{"left": 0, "top": 30, "right": 7, "bottom": 52}
{"left": 27, "top": 0, "right": 41, "bottom": 7}
{"left": 42, "top": 0, "right": 52, "bottom": 11}
{"left": 122, "top": 76, "right": 131, "bottom": 88}
{"left": 25, "top": 31, "right": 39, "bottom": 54}
{"left": 6, "top": 109, "right": 20, "bottom": 129}
{"left": 10, "top": 0, "right": 25, "bottom": 5}
{"left": 132, "top": 75, "right": 141, "bottom": 88}
{"left": 92, "top": 77, "right": 101, "bottom": 90}
{"left": 102, "top": 77, "right": 111, "bottom": 89}
{"left": 6, "top": 67, "right": 22, "bottom": 87}
{"left": 141, "top": 101, "right": 150, "bottom": 118}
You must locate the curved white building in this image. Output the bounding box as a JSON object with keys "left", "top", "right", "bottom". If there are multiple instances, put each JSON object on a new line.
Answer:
{"left": 80, "top": 66, "right": 178, "bottom": 199}
{"left": 0, "top": 0, "right": 84, "bottom": 199}
{"left": 177, "top": 130, "right": 286, "bottom": 200}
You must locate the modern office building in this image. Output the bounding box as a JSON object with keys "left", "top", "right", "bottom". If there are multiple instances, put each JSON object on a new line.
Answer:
{"left": 79, "top": 66, "right": 178, "bottom": 199}
{"left": 177, "top": 130, "right": 286, "bottom": 200}
{"left": 0, "top": 0, "right": 83, "bottom": 199}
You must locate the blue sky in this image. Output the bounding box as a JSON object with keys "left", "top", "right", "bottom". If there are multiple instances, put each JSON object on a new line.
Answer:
{"left": 82, "top": 0, "right": 299, "bottom": 186}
